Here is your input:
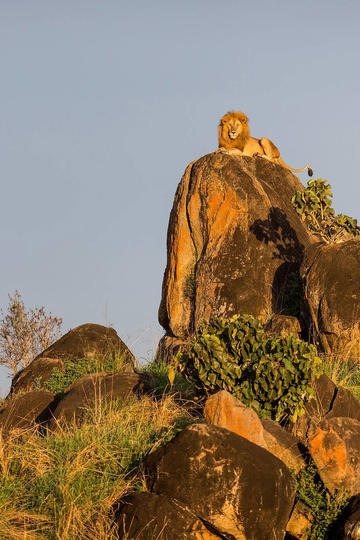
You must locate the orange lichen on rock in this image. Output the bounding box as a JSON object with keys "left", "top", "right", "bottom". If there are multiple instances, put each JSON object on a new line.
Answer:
{"left": 309, "top": 420, "right": 356, "bottom": 494}
{"left": 204, "top": 390, "right": 267, "bottom": 449}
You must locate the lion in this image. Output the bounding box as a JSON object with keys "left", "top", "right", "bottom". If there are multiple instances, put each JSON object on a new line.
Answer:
{"left": 218, "top": 111, "right": 313, "bottom": 176}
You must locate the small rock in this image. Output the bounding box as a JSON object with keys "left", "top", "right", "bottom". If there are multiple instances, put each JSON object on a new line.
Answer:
{"left": 286, "top": 501, "right": 313, "bottom": 539}
{"left": 204, "top": 390, "right": 267, "bottom": 448}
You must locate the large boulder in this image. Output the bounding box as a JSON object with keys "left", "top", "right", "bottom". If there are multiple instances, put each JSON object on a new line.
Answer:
{"left": 49, "top": 371, "right": 147, "bottom": 428}
{"left": 115, "top": 492, "right": 221, "bottom": 539}
{"left": 36, "top": 323, "right": 135, "bottom": 366}
{"left": 145, "top": 423, "right": 295, "bottom": 540}
{"left": 302, "top": 241, "right": 360, "bottom": 356}
{"left": 0, "top": 390, "right": 55, "bottom": 432}
{"left": 158, "top": 153, "right": 314, "bottom": 357}
{"left": 10, "top": 323, "right": 135, "bottom": 395}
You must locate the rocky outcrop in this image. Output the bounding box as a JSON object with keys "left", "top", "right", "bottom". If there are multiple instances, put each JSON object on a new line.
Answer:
{"left": 302, "top": 241, "right": 360, "bottom": 356}
{"left": 159, "top": 153, "right": 314, "bottom": 355}
{"left": 116, "top": 493, "right": 221, "bottom": 539}
{"left": 145, "top": 423, "right": 295, "bottom": 540}
{"left": 10, "top": 323, "right": 135, "bottom": 395}
{"left": 49, "top": 371, "right": 147, "bottom": 428}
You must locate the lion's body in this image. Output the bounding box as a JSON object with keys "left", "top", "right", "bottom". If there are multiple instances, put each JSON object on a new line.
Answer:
{"left": 218, "top": 111, "right": 312, "bottom": 176}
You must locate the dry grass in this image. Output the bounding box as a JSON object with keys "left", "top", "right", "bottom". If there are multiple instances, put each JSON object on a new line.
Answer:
{"left": 320, "top": 351, "right": 360, "bottom": 402}
{"left": 0, "top": 395, "right": 194, "bottom": 540}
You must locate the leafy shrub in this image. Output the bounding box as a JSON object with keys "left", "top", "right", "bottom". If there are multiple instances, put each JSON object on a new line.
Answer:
{"left": 292, "top": 178, "right": 360, "bottom": 243}
{"left": 295, "top": 462, "right": 349, "bottom": 539}
{"left": 175, "top": 314, "right": 321, "bottom": 422}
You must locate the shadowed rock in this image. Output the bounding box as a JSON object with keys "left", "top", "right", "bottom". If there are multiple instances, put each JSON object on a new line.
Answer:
{"left": 262, "top": 418, "right": 306, "bottom": 474}
{"left": 0, "top": 390, "right": 55, "bottom": 432}
{"left": 293, "top": 375, "right": 360, "bottom": 442}
{"left": 115, "top": 492, "right": 222, "bottom": 539}
{"left": 145, "top": 423, "right": 295, "bottom": 540}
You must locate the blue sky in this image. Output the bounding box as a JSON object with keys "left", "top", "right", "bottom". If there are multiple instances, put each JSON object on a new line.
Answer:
{"left": 1, "top": 0, "right": 359, "bottom": 394}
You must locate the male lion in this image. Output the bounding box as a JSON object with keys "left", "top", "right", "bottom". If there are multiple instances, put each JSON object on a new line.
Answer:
{"left": 218, "top": 111, "right": 313, "bottom": 176}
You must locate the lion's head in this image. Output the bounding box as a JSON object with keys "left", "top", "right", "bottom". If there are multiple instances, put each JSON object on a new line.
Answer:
{"left": 218, "top": 111, "right": 250, "bottom": 150}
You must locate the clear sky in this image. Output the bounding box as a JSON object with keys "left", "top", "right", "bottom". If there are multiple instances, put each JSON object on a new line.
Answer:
{"left": 1, "top": 1, "right": 359, "bottom": 395}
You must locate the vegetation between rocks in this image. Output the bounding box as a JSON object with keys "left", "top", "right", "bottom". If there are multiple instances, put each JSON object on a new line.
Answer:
{"left": 295, "top": 462, "right": 349, "bottom": 539}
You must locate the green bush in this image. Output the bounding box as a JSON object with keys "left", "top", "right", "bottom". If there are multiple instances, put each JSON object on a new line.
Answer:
{"left": 292, "top": 178, "right": 360, "bottom": 243}
{"left": 176, "top": 314, "right": 321, "bottom": 422}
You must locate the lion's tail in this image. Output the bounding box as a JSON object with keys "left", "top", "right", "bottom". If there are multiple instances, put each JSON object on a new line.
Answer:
{"left": 277, "top": 157, "right": 313, "bottom": 177}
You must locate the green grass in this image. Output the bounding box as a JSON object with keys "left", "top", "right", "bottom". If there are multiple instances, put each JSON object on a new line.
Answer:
{"left": 141, "top": 358, "right": 196, "bottom": 400}
{"left": 0, "top": 394, "right": 195, "bottom": 539}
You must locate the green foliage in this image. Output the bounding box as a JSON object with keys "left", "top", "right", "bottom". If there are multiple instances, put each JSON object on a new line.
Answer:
{"left": 292, "top": 179, "right": 360, "bottom": 243}
{"left": 43, "top": 353, "right": 128, "bottom": 396}
{"left": 295, "top": 462, "right": 349, "bottom": 539}
{"left": 176, "top": 314, "right": 321, "bottom": 422}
